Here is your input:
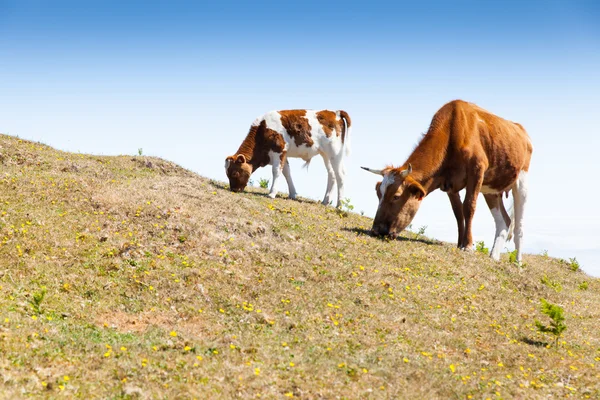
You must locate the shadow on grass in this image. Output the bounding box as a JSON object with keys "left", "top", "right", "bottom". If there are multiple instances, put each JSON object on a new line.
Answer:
{"left": 208, "top": 180, "right": 229, "bottom": 190}
{"left": 250, "top": 192, "right": 319, "bottom": 204}
{"left": 519, "top": 336, "right": 549, "bottom": 347}
{"left": 208, "top": 180, "right": 319, "bottom": 204}
{"left": 343, "top": 227, "right": 442, "bottom": 246}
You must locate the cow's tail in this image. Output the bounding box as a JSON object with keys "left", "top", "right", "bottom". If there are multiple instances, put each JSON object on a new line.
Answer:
{"left": 338, "top": 110, "right": 352, "bottom": 157}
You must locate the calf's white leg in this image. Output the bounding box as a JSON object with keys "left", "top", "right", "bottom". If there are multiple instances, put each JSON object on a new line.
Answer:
{"left": 321, "top": 156, "right": 336, "bottom": 205}
{"left": 268, "top": 151, "right": 283, "bottom": 199}
{"left": 282, "top": 159, "right": 297, "bottom": 200}
{"left": 329, "top": 154, "right": 346, "bottom": 208}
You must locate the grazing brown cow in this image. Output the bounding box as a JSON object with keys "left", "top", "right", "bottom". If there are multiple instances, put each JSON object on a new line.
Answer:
{"left": 362, "top": 100, "right": 533, "bottom": 263}
{"left": 226, "top": 109, "right": 351, "bottom": 207}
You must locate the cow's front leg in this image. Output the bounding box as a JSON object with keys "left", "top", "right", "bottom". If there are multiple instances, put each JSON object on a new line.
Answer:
{"left": 461, "top": 163, "right": 485, "bottom": 250}
{"left": 268, "top": 152, "right": 283, "bottom": 199}
{"left": 447, "top": 192, "right": 464, "bottom": 248}
{"left": 281, "top": 157, "right": 297, "bottom": 200}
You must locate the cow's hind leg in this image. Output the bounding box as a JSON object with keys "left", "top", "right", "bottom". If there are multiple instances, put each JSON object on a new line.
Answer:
{"left": 447, "top": 192, "right": 465, "bottom": 248}
{"left": 321, "top": 156, "right": 336, "bottom": 205}
{"left": 329, "top": 153, "right": 346, "bottom": 208}
{"left": 268, "top": 152, "right": 284, "bottom": 199}
{"left": 484, "top": 194, "right": 510, "bottom": 261}
{"left": 512, "top": 171, "right": 528, "bottom": 264}
{"left": 281, "top": 157, "right": 297, "bottom": 200}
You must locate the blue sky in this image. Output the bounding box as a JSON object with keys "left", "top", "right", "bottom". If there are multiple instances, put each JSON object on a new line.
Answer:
{"left": 1, "top": 1, "right": 599, "bottom": 276}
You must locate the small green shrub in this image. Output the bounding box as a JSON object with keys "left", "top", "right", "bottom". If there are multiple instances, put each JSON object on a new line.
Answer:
{"left": 29, "top": 286, "right": 47, "bottom": 315}
{"left": 541, "top": 275, "right": 562, "bottom": 292}
{"left": 138, "top": 148, "right": 143, "bottom": 156}
{"left": 417, "top": 225, "right": 427, "bottom": 236}
{"left": 259, "top": 178, "right": 270, "bottom": 189}
{"left": 475, "top": 241, "right": 489, "bottom": 255}
{"left": 508, "top": 249, "right": 518, "bottom": 264}
{"left": 535, "top": 298, "right": 566, "bottom": 347}
{"left": 340, "top": 198, "right": 354, "bottom": 212}
{"left": 578, "top": 281, "right": 589, "bottom": 291}
{"left": 568, "top": 257, "right": 580, "bottom": 272}
{"left": 336, "top": 198, "right": 354, "bottom": 217}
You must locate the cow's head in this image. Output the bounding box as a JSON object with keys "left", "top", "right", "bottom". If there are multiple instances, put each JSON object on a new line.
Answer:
{"left": 361, "top": 163, "right": 426, "bottom": 238}
{"left": 225, "top": 154, "right": 252, "bottom": 192}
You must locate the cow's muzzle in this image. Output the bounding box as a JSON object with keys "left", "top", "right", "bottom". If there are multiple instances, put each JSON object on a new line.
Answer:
{"left": 372, "top": 223, "right": 396, "bottom": 239}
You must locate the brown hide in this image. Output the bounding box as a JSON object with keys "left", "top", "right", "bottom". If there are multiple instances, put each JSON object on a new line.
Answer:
{"left": 225, "top": 120, "right": 286, "bottom": 191}
{"left": 279, "top": 110, "right": 314, "bottom": 147}
{"left": 370, "top": 100, "right": 532, "bottom": 248}
{"left": 316, "top": 110, "right": 351, "bottom": 142}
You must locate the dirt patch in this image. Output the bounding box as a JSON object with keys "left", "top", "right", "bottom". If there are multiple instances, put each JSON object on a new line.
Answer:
{"left": 95, "top": 310, "right": 208, "bottom": 336}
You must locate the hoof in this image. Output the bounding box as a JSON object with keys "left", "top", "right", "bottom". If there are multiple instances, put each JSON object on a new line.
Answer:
{"left": 268, "top": 192, "right": 277, "bottom": 199}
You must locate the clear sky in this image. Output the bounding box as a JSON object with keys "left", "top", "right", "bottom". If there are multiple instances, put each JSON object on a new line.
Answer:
{"left": 2, "top": 1, "right": 599, "bottom": 276}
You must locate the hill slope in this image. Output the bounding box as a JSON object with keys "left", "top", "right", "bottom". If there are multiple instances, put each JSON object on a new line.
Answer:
{"left": 0, "top": 134, "right": 598, "bottom": 399}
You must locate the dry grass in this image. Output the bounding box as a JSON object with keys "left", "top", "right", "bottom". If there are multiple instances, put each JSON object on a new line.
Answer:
{"left": 0, "top": 133, "right": 599, "bottom": 399}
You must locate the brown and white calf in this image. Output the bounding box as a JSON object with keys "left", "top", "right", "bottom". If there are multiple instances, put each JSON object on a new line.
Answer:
{"left": 362, "top": 100, "right": 533, "bottom": 263}
{"left": 225, "top": 109, "right": 351, "bottom": 207}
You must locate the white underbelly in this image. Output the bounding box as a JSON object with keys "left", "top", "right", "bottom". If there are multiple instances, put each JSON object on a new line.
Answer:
{"left": 286, "top": 143, "right": 319, "bottom": 161}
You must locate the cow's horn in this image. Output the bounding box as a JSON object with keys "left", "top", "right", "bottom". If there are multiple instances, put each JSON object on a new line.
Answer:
{"left": 399, "top": 163, "right": 412, "bottom": 178}
{"left": 361, "top": 166, "right": 384, "bottom": 175}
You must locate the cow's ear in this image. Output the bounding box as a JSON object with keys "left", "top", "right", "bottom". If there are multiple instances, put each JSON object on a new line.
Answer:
{"left": 408, "top": 181, "right": 425, "bottom": 201}
{"left": 375, "top": 181, "right": 382, "bottom": 199}
{"left": 235, "top": 154, "right": 247, "bottom": 164}
{"left": 225, "top": 156, "right": 234, "bottom": 169}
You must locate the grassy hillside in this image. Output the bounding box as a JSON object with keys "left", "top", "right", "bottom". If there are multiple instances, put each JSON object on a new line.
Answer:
{"left": 0, "top": 134, "right": 598, "bottom": 399}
